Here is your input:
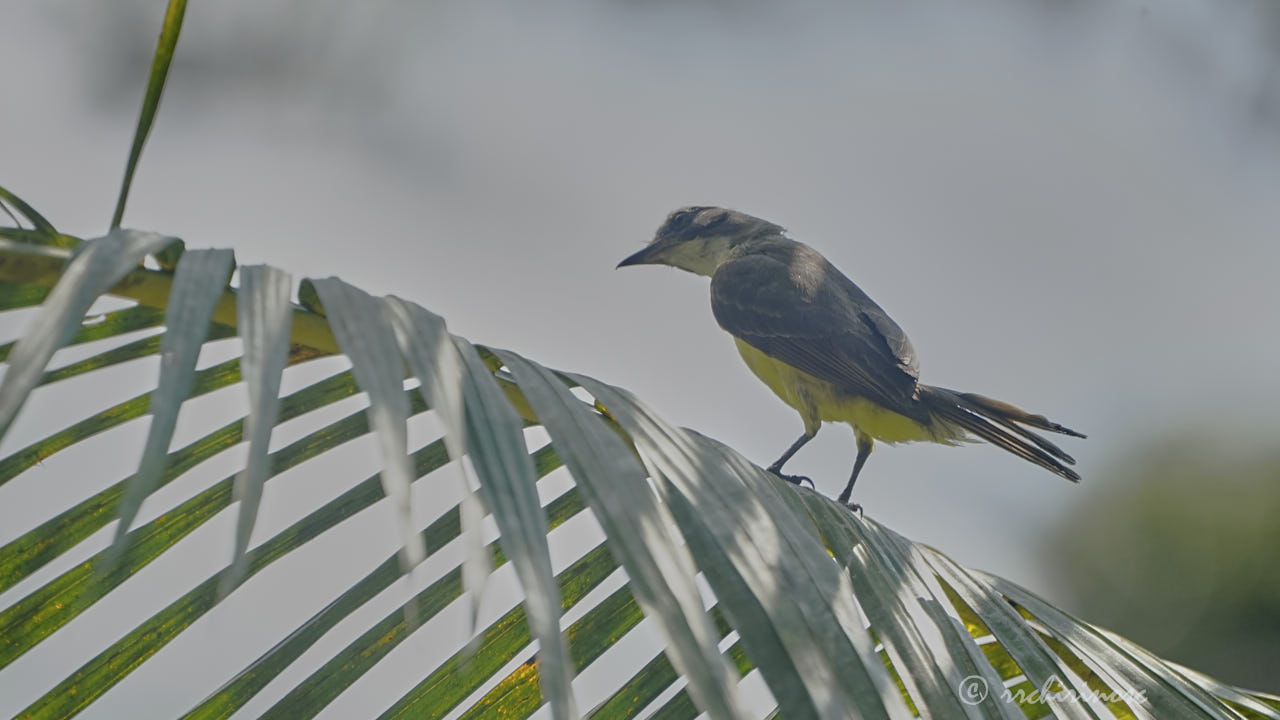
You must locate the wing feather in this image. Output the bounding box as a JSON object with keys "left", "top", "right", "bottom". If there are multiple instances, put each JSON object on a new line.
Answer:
{"left": 709, "top": 244, "right": 923, "bottom": 418}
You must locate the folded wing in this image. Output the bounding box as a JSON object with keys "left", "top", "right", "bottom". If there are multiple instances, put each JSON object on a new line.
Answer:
{"left": 709, "top": 246, "right": 925, "bottom": 420}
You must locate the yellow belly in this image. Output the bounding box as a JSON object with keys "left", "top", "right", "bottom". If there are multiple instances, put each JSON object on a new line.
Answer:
{"left": 733, "top": 338, "right": 947, "bottom": 444}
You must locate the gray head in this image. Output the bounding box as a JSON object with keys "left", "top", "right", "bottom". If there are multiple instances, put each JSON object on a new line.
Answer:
{"left": 617, "top": 206, "right": 787, "bottom": 276}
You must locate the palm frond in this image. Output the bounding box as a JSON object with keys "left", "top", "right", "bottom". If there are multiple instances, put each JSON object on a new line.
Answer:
{"left": 3, "top": 1, "right": 1279, "bottom": 714}
{"left": 2, "top": 231, "right": 1278, "bottom": 720}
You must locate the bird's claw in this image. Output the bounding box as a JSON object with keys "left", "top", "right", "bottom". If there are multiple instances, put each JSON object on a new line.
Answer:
{"left": 844, "top": 501, "right": 864, "bottom": 516}
{"left": 769, "top": 468, "right": 814, "bottom": 489}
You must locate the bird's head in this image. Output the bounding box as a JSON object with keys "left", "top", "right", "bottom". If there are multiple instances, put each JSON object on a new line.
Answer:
{"left": 617, "top": 206, "right": 785, "bottom": 276}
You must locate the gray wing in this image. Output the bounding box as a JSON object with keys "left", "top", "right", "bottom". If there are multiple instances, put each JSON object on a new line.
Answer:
{"left": 710, "top": 248, "right": 922, "bottom": 414}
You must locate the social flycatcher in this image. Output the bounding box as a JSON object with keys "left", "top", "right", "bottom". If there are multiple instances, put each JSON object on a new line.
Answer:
{"left": 618, "top": 206, "right": 1084, "bottom": 510}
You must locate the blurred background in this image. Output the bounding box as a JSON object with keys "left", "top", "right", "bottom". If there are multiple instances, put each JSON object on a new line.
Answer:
{"left": 2, "top": 0, "right": 1279, "bottom": 715}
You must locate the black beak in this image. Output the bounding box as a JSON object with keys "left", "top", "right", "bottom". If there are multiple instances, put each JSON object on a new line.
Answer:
{"left": 617, "top": 244, "right": 658, "bottom": 268}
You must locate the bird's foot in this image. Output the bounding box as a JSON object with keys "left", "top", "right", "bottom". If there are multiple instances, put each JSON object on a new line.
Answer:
{"left": 769, "top": 468, "right": 814, "bottom": 489}
{"left": 837, "top": 492, "right": 863, "bottom": 515}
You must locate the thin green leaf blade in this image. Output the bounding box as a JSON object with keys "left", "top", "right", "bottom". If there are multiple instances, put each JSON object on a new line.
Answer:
{"left": 574, "top": 376, "right": 890, "bottom": 720}
{"left": 384, "top": 297, "right": 492, "bottom": 633}
{"left": 384, "top": 297, "right": 466, "bottom": 461}
{"left": 0, "top": 230, "right": 177, "bottom": 441}
{"left": 223, "top": 264, "right": 293, "bottom": 594}
{"left": 985, "top": 574, "right": 1244, "bottom": 720}
{"left": 1163, "top": 664, "right": 1280, "bottom": 720}
{"left": 306, "top": 278, "right": 424, "bottom": 572}
{"left": 0, "top": 305, "right": 168, "bottom": 362}
{"left": 257, "top": 455, "right": 579, "bottom": 720}
{"left": 21, "top": 437, "right": 456, "bottom": 720}
{"left": 919, "top": 547, "right": 1100, "bottom": 720}
{"left": 111, "top": 248, "right": 234, "bottom": 553}
{"left": 803, "top": 496, "right": 982, "bottom": 718}
{"left": 457, "top": 579, "right": 643, "bottom": 720}
{"left": 110, "top": 0, "right": 188, "bottom": 229}
{"left": 446, "top": 334, "right": 579, "bottom": 720}
{"left": 497, "top": 350, "right": 750, "bottom": 720}
{"left": 0, "top": 373, "right": 390, "bottom": 673}
{"left": 648, "top": 638, "right": 754, "bottom": 720}
{"left": 706, "top": 434, "right": 909, "bottom": 717}
{"left": 0, "top": 281, "right": 52, "bottom": 310}
{"left": 0, "top": 184, "right": 58, "bottom": 238}
{"left": 864, "top": 521, "right": 1023, "bottom": 720}
{"left": 0, "top": 365, "right": 349, "bottom": 596}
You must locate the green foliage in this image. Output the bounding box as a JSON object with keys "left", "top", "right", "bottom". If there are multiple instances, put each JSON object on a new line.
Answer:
{"left": 1053, "top": 433, "right": 1280, "bottom": 694}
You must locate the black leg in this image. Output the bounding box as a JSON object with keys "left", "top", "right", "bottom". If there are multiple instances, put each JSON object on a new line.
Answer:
{"left": 767, "top": 431, "right": 816, "bottom": 488}
{"left": 837, "top": 433, "right": 874, "bottom": 511}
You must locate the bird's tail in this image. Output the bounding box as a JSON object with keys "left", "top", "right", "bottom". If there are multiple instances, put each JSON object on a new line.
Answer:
{"left": 919, "top": 385, "right": 1085, "bottom": 481}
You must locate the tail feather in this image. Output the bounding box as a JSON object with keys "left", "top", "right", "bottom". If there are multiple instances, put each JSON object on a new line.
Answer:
{"left": 955, "top": 395, "right": 1077, "bottom": 464}
{"left": 956, "top": 392, "right": 1086, "bottom": 439}
{"left": 921, "top": 385, "right": 1082, "bottom": 482}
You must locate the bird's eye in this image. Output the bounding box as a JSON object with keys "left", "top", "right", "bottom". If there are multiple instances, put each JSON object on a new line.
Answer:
{"left": 665, "top": 210, "right": 694, "bottom": 233}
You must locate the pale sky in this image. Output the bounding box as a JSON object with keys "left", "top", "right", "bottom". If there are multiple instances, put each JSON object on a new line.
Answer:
{"left": 3, "top": 0, "right": 1279, "bottom": 716}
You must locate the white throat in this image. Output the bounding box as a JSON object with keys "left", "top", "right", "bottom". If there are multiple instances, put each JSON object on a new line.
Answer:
{"left": 660, "top": 236, "right": 735, "bottom": 277}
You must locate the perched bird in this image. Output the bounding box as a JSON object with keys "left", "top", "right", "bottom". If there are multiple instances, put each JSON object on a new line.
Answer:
{"left": 618, "top": 206, "right": 1084, "bottom": 510}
